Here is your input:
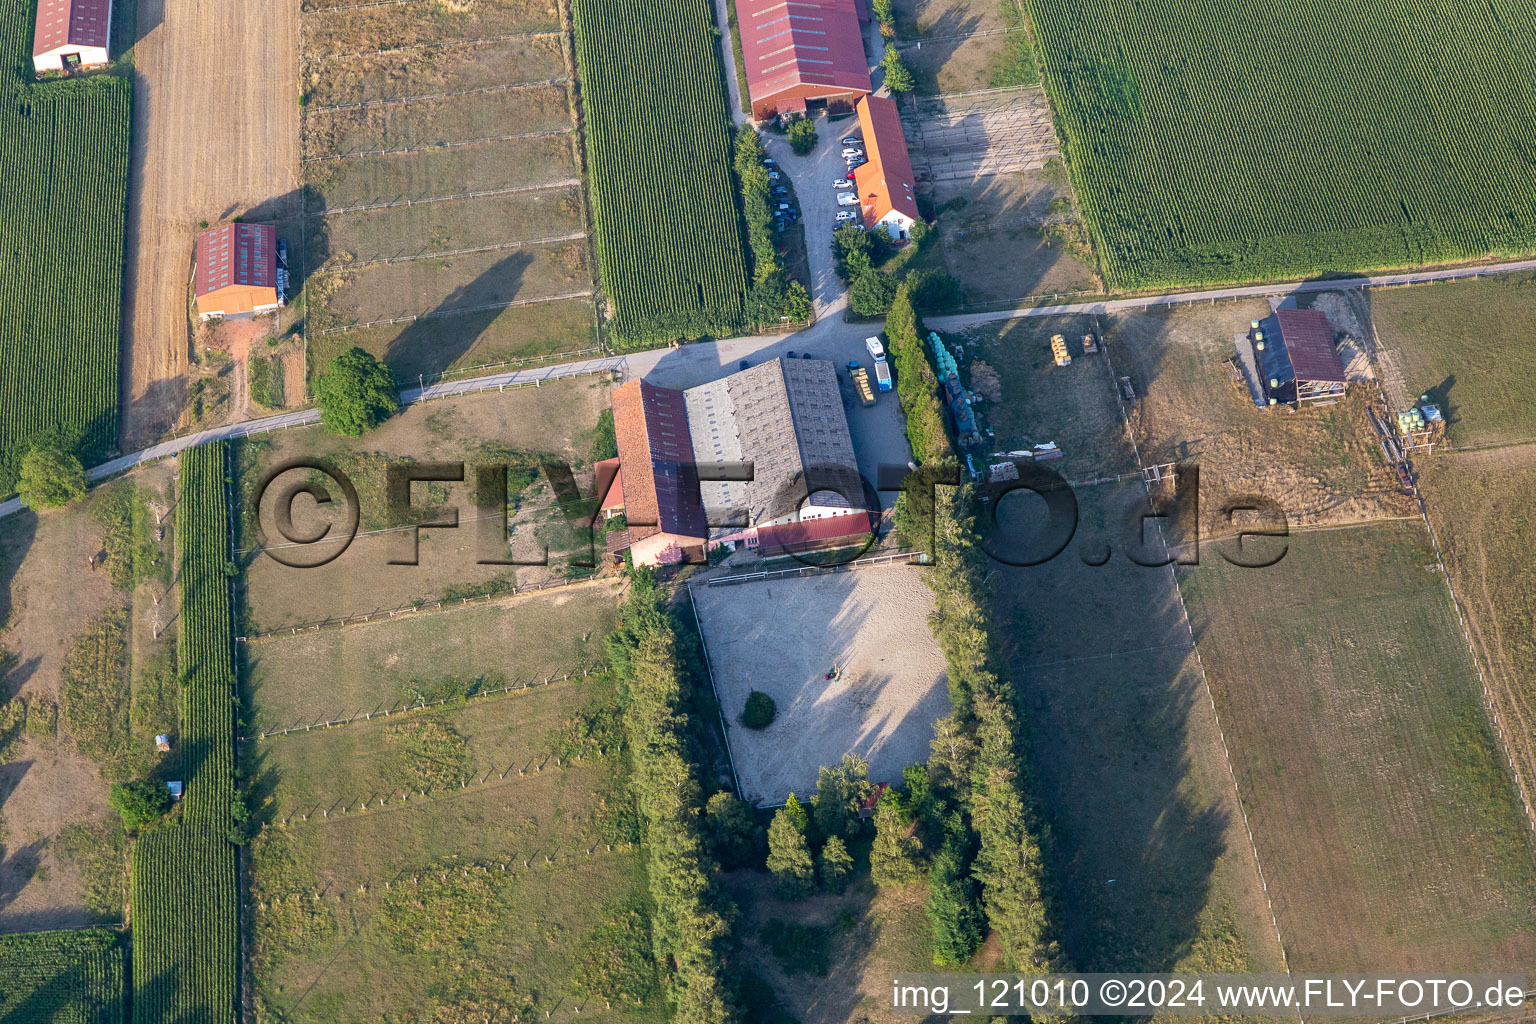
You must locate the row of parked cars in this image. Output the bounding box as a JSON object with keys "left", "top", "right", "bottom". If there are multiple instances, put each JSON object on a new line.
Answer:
{"left": 761, "top": 155, "right": 801, "bottom": 235}
{"left": 835, "top": 136, "right": 866, "bottom": 228}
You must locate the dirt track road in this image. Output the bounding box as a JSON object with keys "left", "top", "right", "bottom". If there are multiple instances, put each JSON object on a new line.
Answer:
{"left": 120, "top": 0, "right": 299, "bottom": 448}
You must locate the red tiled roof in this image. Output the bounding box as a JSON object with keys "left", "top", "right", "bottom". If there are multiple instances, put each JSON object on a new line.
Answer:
{"left": 195, "top": 223, "right": 277, "bottom": 297}
{"left": 610, "top": 381, "right": 708, "bottom": 541}
{"left": 737, "top": 0, "right": 871, "bottom": 112}
{"left": 853, "top": 95, "right": 920, "bottom": 229}
{"left": 1274, "top": 308, "right": 1345, "bottom": 383}
{"left": 33, "top": 0, "right": 111, "bottom": 54}
{"left": 595, "top": 457, "right": 624, "bottom": 511}
{"left": 756, "top": 510, "right": 874, "bottom": 555}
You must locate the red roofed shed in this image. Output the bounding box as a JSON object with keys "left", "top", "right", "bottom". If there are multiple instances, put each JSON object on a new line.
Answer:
{"left": 32, "top": 0, "right": 112, "bottom": 72}
{"left": 195, "top": 224, "right": 281, "bottom": 320}
{"left": 737, "top": 0, "right": 871, "bottom": 121}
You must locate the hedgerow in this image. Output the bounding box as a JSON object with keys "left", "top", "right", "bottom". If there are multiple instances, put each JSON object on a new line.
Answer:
{"left": 606, "top": 572, "right": 735, "bottom": 1024}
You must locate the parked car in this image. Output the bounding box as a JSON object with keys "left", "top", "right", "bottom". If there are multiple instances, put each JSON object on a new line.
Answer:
{"left": 833, "top": 177, "right": 853, "bottom": 188}
{"left": 763, "top": 157, "right": 777, "bottom": 167}
{"left": 837, "top": 193, "right": 858, "bottom": 206}
{"left": 276, "top": 240, "right": 289, "bottom": 268}
{"left": 842, "top": 136, "right": 859, "bottom": 146}
{"left": 768, "top": 170, "right": 781, "bottom": 181}
{"left": 845, "top": 157, "right": 866, "bottom": 171}
{"left": 835, "top": 210, "right": 858, "bottom": 223}
{"left": 787, "top": 350, "right": 797, "bottom": 358}
{"left": 739, "top": 360, "right": 751, "bottom": 370}
{"left": 841, "top": 147, "right": 863, "bottom": 159}
{"left": 772, "top": 186, "right": 789, "bottom": 196}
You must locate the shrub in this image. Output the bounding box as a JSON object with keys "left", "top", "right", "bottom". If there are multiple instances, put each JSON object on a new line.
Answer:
{"left": 883, "top": 47, "right": 915, "bottom": 93}
{"left": 849, "top": 269, "right": 899, "bottom": 317}
{"left": 742, "top": 690, "right": 776, "bottom": 729}
{"left": 108, "top": 780, "right": 172, "bottom": 830}
{"left": 787, "top": 117, "right": 818, "bottom": 155}
{"left": 704, "top": 792, "right": 764, "bottom": 869}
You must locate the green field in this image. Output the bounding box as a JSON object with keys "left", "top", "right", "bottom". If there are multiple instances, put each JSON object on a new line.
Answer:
{"left": 131, "top": 442, "right": 241, "bottom": 1024}
{"left": 0, "top": 928, "right": 127, "bottom": 1023}
{"left": 1023, "top": 0, "right": 1536, "bottom": 289}
{"left": 1179, "top": 521, "right": 1536, "bottom": 970}
{"left": 1371, "top": 277, "right": 1536, "bottom": 448}
{"left": 0, "top": 0, "right": 131, "bottom": 492}
{"left": 572, "top": 0, "right": 750, "bottom": 347}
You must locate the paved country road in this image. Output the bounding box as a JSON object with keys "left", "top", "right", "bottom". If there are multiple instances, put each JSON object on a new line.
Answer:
{"left": 5, "top": 255, "right": 1536, "bottom": 520}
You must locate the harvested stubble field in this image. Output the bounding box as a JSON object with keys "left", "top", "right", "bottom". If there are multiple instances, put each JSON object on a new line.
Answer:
{"left": 953, "top": 314, "right": 1135, "bottom": 479}
{"left": 1179, "top": 521, "right": 1536, "bottom": 971}
{"left": 249, "top": 677, "right": 663, "bottom": 1024}
{"left": 1370, "top": 277, "right": 1536, "bottom": 448}
{"left": 1106, "top": 301, "right": 1411, "bottom": 534}
{"left": 308, "top": 242, "right": 590, "bottom": 330}
{"left": 300, "top": 0, "right": 559, "bottom": 55}
{"left": 301, "top": 34, "right": 567, "bottom": 107}
{"left": 245, "top": 585, "right": 618, "bottom": 732}
{"left": 300, "top": 0, "right": 597, "bottom": 381}
{"left": 1417, "top": 448, "right": 1536, "bottom": 833}
{"left": 309, "top": 187, "right": 584, "bottom": 269}
{"left": 237, "top": 379, "right": 610, "bottom": 625}
{"left": 691, "top": 568, "right": 950, "bottom": 806}
{"left": 302, "top": 84, "right": 571, "bottom": 159}
{"left": 305, "top": 137, "right": 578, "bottom": 212}
{"left": 990, "top": 480, "right": 1286, "bottom": 975}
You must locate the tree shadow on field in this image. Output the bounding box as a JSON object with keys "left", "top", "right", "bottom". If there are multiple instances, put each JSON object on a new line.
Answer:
{"left": 990, "top": 483, "right": 1234, "bottom": 973}
{"left": 0, "top": 511, "right": 37, "bottom": 637}
{"left": 893, "top": 6, "right": 983, "bottom": 95}
{"left": 382, "top": 250, "right": 534, "bottom": 379}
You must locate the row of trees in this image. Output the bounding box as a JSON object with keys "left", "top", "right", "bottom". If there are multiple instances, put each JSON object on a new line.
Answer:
{"left": 882, "top": 296, "right": 1070, "bottom": 973}
{"left": 733, "top": 127, "right": 813, "bottom": 327}
{"left": 606, "top": 572, "right": 735, "bottom": 1024}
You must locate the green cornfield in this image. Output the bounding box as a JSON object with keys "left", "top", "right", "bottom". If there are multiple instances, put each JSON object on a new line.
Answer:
{"left": 0, "top": 1, "right": 132, "bottom": 493}
{"left": 0, "top": 928, "right": 127, "bottom": 1023}
{"left": 1024, "top": 0, "right": 1536, "bottom": 290}
{"left": 132, "top": 442, "right": 239, "bottom": 1024}
{"left": 572, "top": 0, "right": 750, "bottom": 348}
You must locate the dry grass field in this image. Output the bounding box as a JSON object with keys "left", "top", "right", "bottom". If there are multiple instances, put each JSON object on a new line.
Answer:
{"left": 1370, "top": 277, "right": 1536, "bottom": 448}
{"left": 299, "top": 0, "right": 597, "bottom": 385}
{"left": 1106, "top": 301, "right": 1411, "bottom": 534}
{"left": 237, "top": 378, "right": 611, "bottom": 629}
{"left": 0, "top": 467, "right": 176, "bottom": 931}
{"left": 248, "top": 676, "right": 663, "bottom": 1024}
{"left": 991, "top": 480, "right": 1287, "bottom": 976}
{"left": 913, "top": 170, "right": 1098, "bottom": 305}
{"left": 691, "top": 568, "right": 950, "bottom": 806}
{"left": 1179, "top": 521, "right": 1536, "bottom": 971}
{"left": 888, "top": 0, "right": 1035, "bottom": 94}
{"left": 245, "top": 584, "right": 618, "bottom": 733}
{"left": 1417, "top": 448, "right": 1536, "bottom": 834}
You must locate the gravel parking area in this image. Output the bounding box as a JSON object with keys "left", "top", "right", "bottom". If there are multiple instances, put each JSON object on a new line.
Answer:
{"left": 692, "top": 566, "right": 950, "bottom": 805}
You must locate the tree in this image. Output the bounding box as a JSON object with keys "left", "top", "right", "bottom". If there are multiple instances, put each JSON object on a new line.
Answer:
{"left": 818, "top": 835, "right": 853, "bottom": 891}
{"left": 928, "top": 715, "right": 978, "bottom": 802}
{"left": 869, "top": 789, "right": 924, "bottom": 887}
{"left": 704, "top": 791, "right": 764, "bottom": 869}
{"left": 18, "top": 443, "right": 85, "bottom": 509}
{"left": 927, "top": 812, "right": 984, "bottom": 965}
{"left": 747, "top": 271, "right": 813, "bottom": 325}
{"left": 849, "top": 269, "right": 899, "bottom": 317}
{"left": 971, "top": 763, "right": 1060, "bottom": 972}
{"left": 766, "top": 799, "right": 815, "bottom": 897}
{"left": 883, "top": 47, "right": 916, "bottom": 93}
{"left": 813, "top": 754, "right": 872, "bottom": 840}
{"left": 906, "top": 267, "right": 961, "bottom": 312}
{"left": 787, "top": 117, "right": 818, "bottom": 155}
{"left": 315, "top": 347, "right": 399, "bottom": 437}
{"left": 109, "top": 779, "right": 172, "bottom": 830}
{"left": 871, "top": 0, "right": 893, "bottom": 24}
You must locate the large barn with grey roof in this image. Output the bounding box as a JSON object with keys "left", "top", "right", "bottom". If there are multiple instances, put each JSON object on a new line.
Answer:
{"left": 606, "top": 358, "right": 874, "bottom": 566}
